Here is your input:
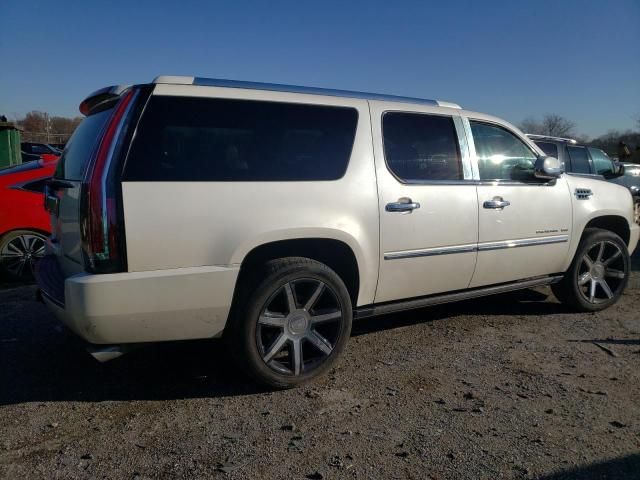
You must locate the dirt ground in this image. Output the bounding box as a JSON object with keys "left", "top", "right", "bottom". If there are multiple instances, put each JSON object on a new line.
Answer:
{"left": 1, "top": 253, "right": 639, "bottom": 480}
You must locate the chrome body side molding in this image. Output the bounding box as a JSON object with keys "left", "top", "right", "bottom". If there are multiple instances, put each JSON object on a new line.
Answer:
{"left": 354, "top": 275, "right": 563, "bottom": 319}
{"left": 384, "top": 235, "right": 569, "bottom": 260}
{"left": 476, "top": 235, "right": 569, "bottom": 251}
{"left": 384, "top": 243, "right": 477, "bottom": 260}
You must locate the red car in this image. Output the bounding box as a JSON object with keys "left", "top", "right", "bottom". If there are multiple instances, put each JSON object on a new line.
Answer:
{"left": 0, "top": 159, "right": 57, "bottom": 279}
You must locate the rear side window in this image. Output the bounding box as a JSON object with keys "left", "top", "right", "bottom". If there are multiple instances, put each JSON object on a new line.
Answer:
{"left": 54, "top": 108, "right": 112, "bottom": 180}
{"left": 123, "top": 96, "right": 358, "bottom": 181}
{"left": 534, "top": 141, "right": 558, "bottom": 158}
{"left": 382, "top": 112, "right": 462, "bottom": 182}
{"left": 567, "top": 146, "right": 592, "bottom": 174}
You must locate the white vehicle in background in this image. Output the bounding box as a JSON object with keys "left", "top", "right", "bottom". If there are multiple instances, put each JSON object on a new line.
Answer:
{"left": 37, "top": 76, "right": 639, "bottom": 388}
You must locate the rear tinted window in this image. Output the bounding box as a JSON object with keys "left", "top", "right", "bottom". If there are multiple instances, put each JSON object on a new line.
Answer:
{"left": 383, "top": 112, "right": 462, "bottom": 182}
{"left": 534, "top": 141, "right": 558, "bottom": 158}
{"left": 54, "top": 108, "right": 112, "bottom": 180}
{"left": 123, "top": 96, "right": 358, "bottom": 181}
{"left": 567, "top": 146, "right": 592, "bottom": 174}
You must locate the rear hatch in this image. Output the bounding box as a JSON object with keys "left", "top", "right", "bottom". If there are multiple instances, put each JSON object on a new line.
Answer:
{"left": 46, "top": 85, "right": 149, "bottom": 278}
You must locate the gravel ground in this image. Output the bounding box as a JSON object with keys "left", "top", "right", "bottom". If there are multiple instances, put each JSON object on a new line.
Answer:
{"left": 1, "top": 253, "right": 639, "bottom": 480}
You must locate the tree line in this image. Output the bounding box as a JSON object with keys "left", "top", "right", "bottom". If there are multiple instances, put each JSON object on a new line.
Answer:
{"left": 15, "top": 111, "right": 83, "bottom": 144}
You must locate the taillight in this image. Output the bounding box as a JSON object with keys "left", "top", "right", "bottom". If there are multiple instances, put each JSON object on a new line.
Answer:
{"left": 81, "top": 89, "right": 137, "bottom": 273}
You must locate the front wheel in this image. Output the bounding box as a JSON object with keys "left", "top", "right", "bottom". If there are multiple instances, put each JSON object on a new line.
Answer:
{"left": 552, "top": 228, "right": 630, "bottom": 312}
{"left": 227, "top": 257, "right": 352, "bottom": 389}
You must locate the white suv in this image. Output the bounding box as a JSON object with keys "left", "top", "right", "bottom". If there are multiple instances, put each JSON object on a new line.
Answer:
{"left": 37, "top": 76, "right": 639, "bottom": 387}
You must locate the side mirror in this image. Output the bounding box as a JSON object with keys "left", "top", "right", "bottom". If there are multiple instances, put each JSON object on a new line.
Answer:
{"left": 534, "top": 156, "right": 563, "bottom": 180}
{"left": 601, "top": 163, "right": 625, "bottom": 179}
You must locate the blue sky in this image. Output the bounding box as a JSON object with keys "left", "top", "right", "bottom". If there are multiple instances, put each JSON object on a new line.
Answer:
{"left": 1, "top": 0, "right": 638, "bottom": 137}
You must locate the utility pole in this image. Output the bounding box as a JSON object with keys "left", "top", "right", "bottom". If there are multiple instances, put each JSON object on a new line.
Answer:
{"left": 45, "top": 112, "right": 51, "bottom": 143}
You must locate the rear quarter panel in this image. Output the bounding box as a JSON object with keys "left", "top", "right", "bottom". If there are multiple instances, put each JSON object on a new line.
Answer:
{"left": 121, "top": 87, "right": 379, "bottom": 306}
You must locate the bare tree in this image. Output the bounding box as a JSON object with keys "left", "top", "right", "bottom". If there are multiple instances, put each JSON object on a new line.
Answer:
{"left": 519, "top": 114, "right": 576, "bottom": 138}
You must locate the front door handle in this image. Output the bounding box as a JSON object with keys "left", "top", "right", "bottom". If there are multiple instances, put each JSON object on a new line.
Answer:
{"left": 386, "top": 198, "right": 420, "bottom": 213}
{"left": 483, "top": 197, "right": 511, "bottom": 209}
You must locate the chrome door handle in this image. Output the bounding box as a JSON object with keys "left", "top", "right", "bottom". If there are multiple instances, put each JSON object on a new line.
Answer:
{"left": 386, "top": 198, "right": 420, "bottom": 212}
{"left": 483, "top": 197, "right": 511, "bottom": 209}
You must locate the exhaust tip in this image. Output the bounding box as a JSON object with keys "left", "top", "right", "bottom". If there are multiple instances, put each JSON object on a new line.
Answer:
{"left": 87, "top": 345, "right": 129, "bottom": 362}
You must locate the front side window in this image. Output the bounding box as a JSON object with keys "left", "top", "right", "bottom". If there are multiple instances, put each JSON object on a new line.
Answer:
{"left": 123, "top": 97, "right": 358, "bottom": 181}
{"left": 470, "top": 121, "right": 537, "bottom": 181}
{"left": 588, "top": 147, "right": 614, "bottom": 176}
{"left": 566, "top": 146, "right": 592, "bottom": 174}
{"left": 382, "top": 112, "right": 462, "bottom": 182}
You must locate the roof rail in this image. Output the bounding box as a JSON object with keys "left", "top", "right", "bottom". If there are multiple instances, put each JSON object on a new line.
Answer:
{"left": 526, "top": 134, "right": 577, "bottom": 144}
{"left": 152, "top": 75, "right": 461, "bottom": 109}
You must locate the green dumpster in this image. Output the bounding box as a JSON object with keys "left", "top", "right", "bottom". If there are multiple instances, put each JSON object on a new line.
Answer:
{"left": 0, "top": 121, "right": 23, "bottom": 168}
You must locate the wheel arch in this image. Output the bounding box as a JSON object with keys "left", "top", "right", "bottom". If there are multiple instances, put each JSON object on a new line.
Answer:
{"left": 233, "top": 236, "right": 365, "bottom": 307}
{"left": 583, "top": 215, "right": 630, "bottom": 245}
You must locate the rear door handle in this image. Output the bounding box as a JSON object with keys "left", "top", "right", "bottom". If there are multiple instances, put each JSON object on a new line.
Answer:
{"left": 386, "top": 198, "right": 420, "bottom": 213}
{"left": 483, "top": 197, "right": 511, "bottom": 209}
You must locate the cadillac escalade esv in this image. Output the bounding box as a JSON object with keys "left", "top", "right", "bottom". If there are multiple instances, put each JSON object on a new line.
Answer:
{"left": 37, "top": 76, "right": 639, "bottom": 388}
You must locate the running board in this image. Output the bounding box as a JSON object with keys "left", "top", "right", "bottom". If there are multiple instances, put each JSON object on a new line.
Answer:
{"left": 354, "top": 275, "right": 563, "bottom": 319}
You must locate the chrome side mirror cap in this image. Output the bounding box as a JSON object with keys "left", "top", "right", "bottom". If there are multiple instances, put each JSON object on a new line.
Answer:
{"left": 534, "top": 156, "right": 563, "bottom": 180}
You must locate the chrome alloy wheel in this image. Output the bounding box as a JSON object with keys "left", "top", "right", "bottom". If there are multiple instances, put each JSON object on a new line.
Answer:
{"left": 0, "top": 233, "right": 46, "bottom": 279}
{"left": 577, "top": 240, "right": 627, "bottom": 304}
{"left": 256, "top": 279, "right": 344, "bottom": 376}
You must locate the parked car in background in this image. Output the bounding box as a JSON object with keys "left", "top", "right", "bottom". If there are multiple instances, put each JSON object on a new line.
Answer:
{"left": 0, "top": 158, "right": 56, "bottom": 279}
{"left": 614, "top": 162, "right": 640, "bottom": 224}
{"left": 528, "top": 135, "right": 640, "bottom": 225}
{"left": 37, "top": 77, "right": 638, "bottom": 387}
{"left": 21, "top": 142, "right": 61, "bottom": 162}
{"left": 21, "top": 151, "right": 41, "bottom": 163}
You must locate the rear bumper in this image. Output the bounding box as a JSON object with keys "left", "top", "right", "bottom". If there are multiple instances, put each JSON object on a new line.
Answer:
{"left": 37, "top": 256, "right": 239, "bottom": 344}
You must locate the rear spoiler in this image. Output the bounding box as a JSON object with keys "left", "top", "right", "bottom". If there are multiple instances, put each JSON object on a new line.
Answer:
{"left": 79, "top": 85, "right": 130, "bottom": 116}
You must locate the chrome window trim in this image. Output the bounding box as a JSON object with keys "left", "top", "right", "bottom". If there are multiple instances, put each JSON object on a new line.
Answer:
{"left": 461, "top": 116, "right": 480, "bottom": 180}
{"left": 384, "top": 234, "right": 569, "bottom": 260}
{"left": 453, "top": 115, "right": 473, "bottom": 180}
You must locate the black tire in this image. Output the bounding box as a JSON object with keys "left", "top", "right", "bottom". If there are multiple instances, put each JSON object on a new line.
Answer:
{"left": 226, "top": 257, "right": 352, "bottom": 389}
{"left": 0, "top": 230, "right": 47, "bottom": 281}
{"left": 552, "top": 228, "right": 630, "bottom": 312}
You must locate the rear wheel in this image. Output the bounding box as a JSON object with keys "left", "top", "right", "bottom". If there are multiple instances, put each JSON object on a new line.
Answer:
{"left": 552, "top": 228, "right": 630, "bottom": 311}
{"left": 0, "top": 230, "right": 47, "bottom": 280}
{"left": 227, "top": 257, "right": 352, "bottom": 388}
